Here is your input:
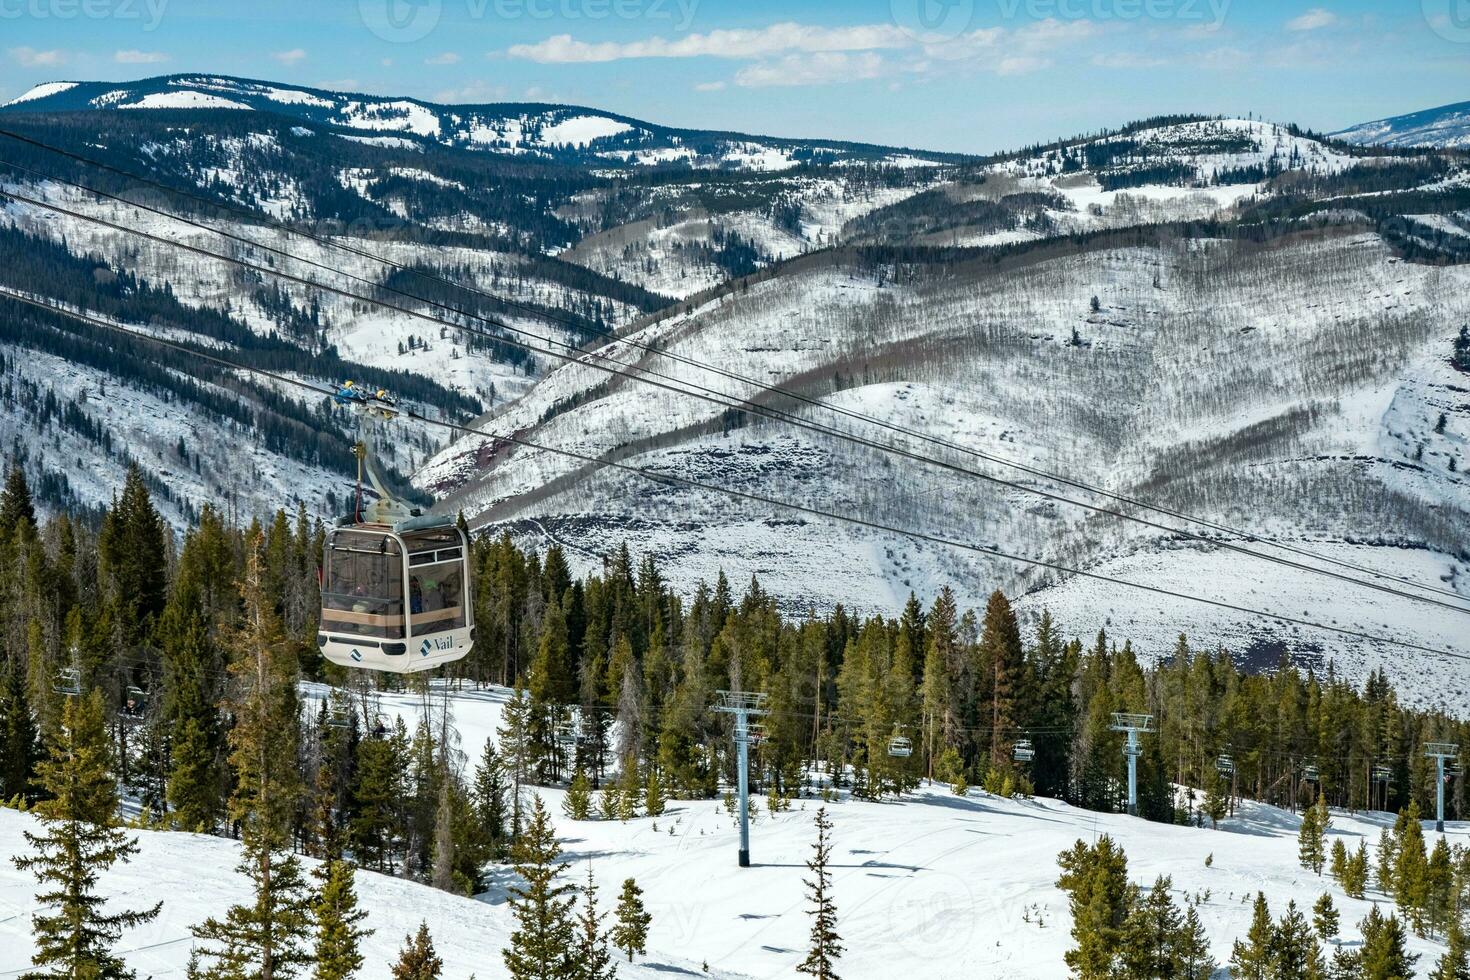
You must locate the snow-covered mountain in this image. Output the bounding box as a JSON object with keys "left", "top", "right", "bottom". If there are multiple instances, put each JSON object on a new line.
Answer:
{"left": 2, "top": 88, "right": 1468, "bottom": 701}
{"left": 2, "top": 681, "right": 1465, "bottom": 978}
{"left": 1, "top": 74, "right": 958, "bottom": 172}
{"left": 415, "top": 117, "right": 1470, "bottom": 704}
{"left": 1332, "top": 99, "right": 1470, "bottom": 149}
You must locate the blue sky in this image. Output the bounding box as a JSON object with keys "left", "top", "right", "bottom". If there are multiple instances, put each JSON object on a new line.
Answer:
{"left": 2, "top": 0, "right": 1466, "bottom": 152}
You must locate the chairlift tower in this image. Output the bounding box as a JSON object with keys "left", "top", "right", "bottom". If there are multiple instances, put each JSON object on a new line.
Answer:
{"left": 1110, "top": 713, "right": 1155, "bottom": 817}
{"left": 1425, "top": 742, "right": 1460, "bottom": 833}
{"left": 712, "top": 690, "right": 768, "bottom": 868}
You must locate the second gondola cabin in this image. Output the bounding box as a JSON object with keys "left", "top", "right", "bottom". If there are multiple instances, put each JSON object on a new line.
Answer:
{"left": 318, "top": 515, "right": 473, "bottom": 673}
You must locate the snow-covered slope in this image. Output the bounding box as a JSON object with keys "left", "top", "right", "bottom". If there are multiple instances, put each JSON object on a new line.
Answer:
{"left": 1334, "top": 100, "right": 1470, "bottom": 150}
{"left": 417, "top": 226, "right": 1470, "bottom": 706}
{"left": 1, "top": 74, "right": 957, "bottom": 172}
{"left": 2, "top": 683, "right": 1465, "bottom": 978}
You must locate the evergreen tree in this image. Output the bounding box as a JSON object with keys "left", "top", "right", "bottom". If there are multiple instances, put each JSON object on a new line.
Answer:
{"left": 0, "top": 663, "right": 40, "bottom": 803}
{"left": 573, "top": 865, "right": 617, "bottom": 980}
{"left": 503, "top": 796, "right": 576, "bottom": 980}
{"left": 1119, "top": 875, "right": 1181, "bottom": 979}
{"left": 390, "top": 923, "right": 442, "bottom": 980}
{"left": 564, "top": 768, "right": 592, "bottom": 821}
{"left": 1056, "top": 836, "right": 1130, "bottom": 979}
{"left": 795, "top": 808, "right": 841, "bottom": 980}
{"left": 611, "top": 878, "right": 652, "bottom": 965}
{"left": 1176, "top": 904, "right": 1214, "bottom": 980}
{"left": 1358, "top": 905, "right": 1419, "bottom": 980}
{"left": 1431, "top": 917, "right": 1470, "bottom": 980}
{"left": 472, "top": 740, "right": 509, "bottom": 860}
{"left": 1230, "top": 892, "right": 1273, "bottom": 980}
{"left": 12, "top": 691, "right": 161, "bottom": 980}
{"left": 644, "top": 768, "right": 665, "bottom": 818}
{"left": 1312, "top": 893, "right": 1339, "bottom": 944}
{"left": 1394, "top": 802, "right": 1430, "bottom": 933}
{"left": 1299, "top": 794, "right": 1329, "bottom": 874}
{"left": 1329, "top": 839, "right": 1348, "bottom": 884}
{"left": 1269, "top": 900, "right": 1324, "bottom": 979}
{"left": 311, "top": 860, "right": 371, "bottom": 980}
{"left": 191, "top": 538, "right": 312, "bottom": 980}
{"left": 1343, "top": 842, "right": 1369, "bottom": 900}
{"left": 0, "top": 462, "right": 36, "bottom": 539}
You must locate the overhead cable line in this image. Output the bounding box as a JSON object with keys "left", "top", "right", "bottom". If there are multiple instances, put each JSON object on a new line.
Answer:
{"left": 0, "top": 285, "right": 1463, "bottom": 660}
{"left": 2, "top": 180, "right": 1468, "bottom": 621}
{"left": 0, "top": 127, "right": 1458, "bottom": 607}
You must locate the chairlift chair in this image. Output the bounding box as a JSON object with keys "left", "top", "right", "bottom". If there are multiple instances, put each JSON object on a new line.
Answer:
{"left": 1216, "top": 754, "right": 1234, "bottom": 775}
{"left": 322, "top": 698, "right": 353, "bottom": 730}
{"left": 53, "top": 667, "right": 81, "bottom": 697}
{"left": 887, "top": 735, "right": 913, "bottom": 758}
{"left": 1371, "top": 765, "right": 1392, "bottom": 783}
{"left": 1302, "top": 764, "right": 1320, "bottom": 783}
{"left": 1013, "top": 739, "right": 1035, "bottom": 763}
{"left": 121, "top": 685, "right": 148, "bottom": 720}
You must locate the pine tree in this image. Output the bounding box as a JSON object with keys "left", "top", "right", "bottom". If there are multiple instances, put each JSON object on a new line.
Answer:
{"left": 1119, "top": 875, "right": 1181, "bottom": 979}
{"left": 1343, "top": 842, "right": 1369, "bottom": 899}
{"left": 311, "top": 860, "right": 371, "bottom": 980}
{"left": 1057, "top": 836, "right": 1130, "bottom": 980}
{"left": 573, "top": 865, "right": 616, "bottom": 980}
{"left": 1269, "top": 899, "right": 1324, "bottom": 979}
{"left": 1358, "top": 905, "right": 1419, "bottom": 979}
{"left": 1312, "top": 893, "right": 1339, "bottom": 943}
{"left": 472, "top": 740, "right": 509, "bottom": 859}
{"left": 1377, "top": 827, "right": 1400, "bottom": 898}
{"left": 0, "top": 462, "right": 36, "bottom": 539}
{"left": 0, "top": 663, "right": 40, "bottom": 803}
{"left": 644, "top": 768, "right": 665, "bottom": 818}
{"left": 795, "top": 807, "right": 841, "bottom": 980}
{"left": 1176, "top": 904, "right": 1214, "bottom": 980}
{"left": 503, "top": 795, "right": 576, "bottom": 980}
{"left": 1329, "top": 839, "right": 1348, "bottom": 884}
{"left": 1230, "top": 892, "right": 1273, "bottom": 980}
{"left": 191, "top": 537, "right": 312, "bottom": 980}
{"left": 1431, "top": 916, "right": 1470, "bottom": 980}
{"left": 563, "top": 768, "right": 592, "bottom": 820}
{"left": 390, "top": 923, "right": 442, "bottom": 980}
{"left": 12, "top": 691, "right": 161, "bottom": 980}
{"left": 1394, "top": 802, "right": 1430, "bottom": 934}
{"left": 1299, "top": 795, "right": 1329, "bottom": 874}
{"left": 611, "top": 878, "right": 652, "bottom": 966}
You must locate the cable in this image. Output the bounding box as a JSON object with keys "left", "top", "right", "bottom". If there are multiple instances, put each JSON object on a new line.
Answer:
{"left": 0, "top": 126, "right": 1458, "bottom": 608}
{"left": 3, "top": 181, "right": 1468, "bottom": 620}
{"left": 0, "top": 129, "right": 1461, "bottom": 606}
{"left": 0, "top": 286, "right": 1463, "bottom": 661}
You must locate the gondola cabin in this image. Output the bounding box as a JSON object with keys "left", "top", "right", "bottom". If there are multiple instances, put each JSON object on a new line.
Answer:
{"left": 318, "top": 516, "right": 473, "bottom": 673}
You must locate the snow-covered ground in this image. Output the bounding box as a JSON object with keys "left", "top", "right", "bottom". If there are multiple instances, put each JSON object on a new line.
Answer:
{"left": 1, "top": 682, "right": 1464, "bottom": 978}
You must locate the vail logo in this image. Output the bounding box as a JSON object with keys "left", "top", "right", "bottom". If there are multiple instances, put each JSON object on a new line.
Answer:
{"left": 350, "top": 649, "right": 363, "bottom": 663}
{"left": 419, "top": 639, "right": 432, "bottom": 657}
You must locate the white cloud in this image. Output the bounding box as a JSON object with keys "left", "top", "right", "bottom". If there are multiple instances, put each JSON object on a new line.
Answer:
{"left": 1286, "top": 8, "right": 1337, "bottom": 31}
{"left": 425, "top": 52, "right": 461, "bottom": 65}
{"left": 115, "top": 49, "right": 169, "bottom": 65}
{"left": 9, "top": 47, "right": 66, "bottom": 68}
{"left": 507, "top": 22, "right": 911, "bottom": 63}
{"left": 1091, "top": 52, "right": 1170, "bottom": 69}
{"left": 995, "top": 55, "right": 1049, "bottom": 76}
{"left": 434, "top": 81, "right": 510, "bottom": 103}
{"left": 734, "top": 51, "right": 886, "bottom": 88}
{"left": 694, "top": 80, "right": 726, "bottom": 92}
{"left": 273, "top": 48, "right": 308, "bottom": 66}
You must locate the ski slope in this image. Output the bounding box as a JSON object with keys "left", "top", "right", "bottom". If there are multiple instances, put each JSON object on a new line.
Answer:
{"left": 2, "top": 683, "right": 1463, "bottom": 978}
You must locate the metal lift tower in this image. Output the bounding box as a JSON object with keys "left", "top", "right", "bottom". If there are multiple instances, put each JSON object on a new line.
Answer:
{"left": 1425, "top": 742, "right": 1461, "bottom": 833}
{"left": 713, "top": 690, "right": 769, "bottom": 867}
{"left": 1111, "top": 713, "right": 1156, "bottom": 817}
